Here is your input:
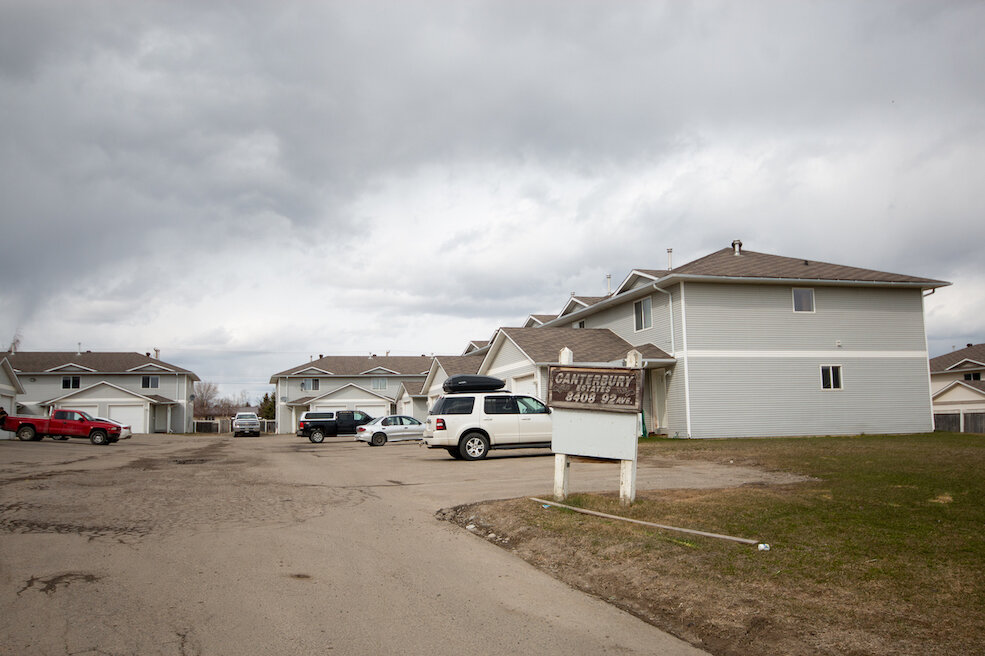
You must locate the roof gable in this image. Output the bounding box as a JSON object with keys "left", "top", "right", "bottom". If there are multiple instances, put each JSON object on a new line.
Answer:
{"left": 930, "top": 344, "right": 985, "bottom": 373}
{"left": 272, "top": 355, "right": 437, "bottom": 381}
{"left": 482, "top": 327, "right": 672, "bottom": 369}
{"left": 46, "top": 363, "right": 97, "bottom": 373}
{"left": 43, "top": 381, "right": 158, "bottom": 405}
{"left": 614, "top": 269, "right": 668, "bottom": 295}
{"left": 127, "top": 363, "right": 176, "bottom": 373}
{"left": 1, "top": 357, "right": 25, "bottom": 395}
{"left": 306, "top": 383, "right": 395, "bottom": 403}
{"left": 932, "top": 380, "right": 985, "bottom": 401}
{"left": 360, "top": 367, "right": 400, "bottom": 375}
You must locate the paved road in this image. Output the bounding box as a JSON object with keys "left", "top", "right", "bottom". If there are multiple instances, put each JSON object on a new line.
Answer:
{"left": 0, "top": 434, "right": 785, "bottom": 655}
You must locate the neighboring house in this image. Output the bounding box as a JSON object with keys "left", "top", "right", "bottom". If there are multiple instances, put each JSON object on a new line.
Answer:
{"left": 462, "top": 340, "right": 489, "bottom": 354}
{"left": 522, "top": 241, "right": 949, "bottom": 438}
{"left": 1, "top": 357, "right": 26, "bottom": 439}
{"left": 420, "top": 354, "right": 484, "bottom": 409}
{"left": 522, "top": 314, "right": 556, "bottom": 328}
{"left": 929, "top": 343, "right": 985, "bottom": 434}
{"left": 269, "top": 355, "right": 436, "bottom": 434}
{"left": 1, "top": 350, "right": 200, "bottom": 434}
{"left": 394, "top": 380, "right": 428, "bottom": 419}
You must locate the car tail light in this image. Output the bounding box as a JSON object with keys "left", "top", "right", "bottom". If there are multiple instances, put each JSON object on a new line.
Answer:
{"left": 435, "top": 418, "right": 446, "bottom": 430}
{"left": 357, "top": 426, "right": 366, "bottom": 433}
{"left": 300, "top": 421, "right": 307, "bottom": 429}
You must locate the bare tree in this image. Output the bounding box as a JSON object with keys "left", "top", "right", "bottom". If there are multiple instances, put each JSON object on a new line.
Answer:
{"left": 193, "top": 382, "right": 220, "bottom": 418}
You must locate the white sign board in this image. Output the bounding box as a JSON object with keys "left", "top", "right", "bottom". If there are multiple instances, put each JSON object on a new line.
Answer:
{"left": 551, "top": 408, "right": 639, "bottom": 461}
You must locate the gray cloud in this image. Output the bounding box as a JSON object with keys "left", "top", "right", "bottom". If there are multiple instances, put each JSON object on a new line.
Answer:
{"left": 2, "top": 0, "right": 983, "bottom": 395}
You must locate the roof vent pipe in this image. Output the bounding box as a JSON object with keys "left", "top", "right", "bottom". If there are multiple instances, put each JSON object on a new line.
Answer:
{"left": 732, "top": 239, "right": 743, "bottom": 255}
{"left": 667, "top": 248, "right": 673, "bottom": 270}
{"left": 78, "top": 342, "right": 82, "bottom": 355}
{"left": 606, "top": 274, "right": 612, "bottom": 295}
{"left": 153, "top": 348, "right": 160, "bottom": 359}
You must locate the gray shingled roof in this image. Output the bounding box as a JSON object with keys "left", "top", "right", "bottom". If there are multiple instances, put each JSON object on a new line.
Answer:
{"left": 3, "top": 351, "right": 199, "bottom": 379}
{"left": 670, "top": 248, "right": 948, "bottom": 286}
{"left": 930, "top": 343, "right": 985, "bottom": 373}
{"left": 434, "top": 355, "right": 483, "bottom": 377}
{"left": 499, "top": 327, "right": 672, "bottom": 364}
{"left": 271, "top": 355, "right": 436, "bottom": 378}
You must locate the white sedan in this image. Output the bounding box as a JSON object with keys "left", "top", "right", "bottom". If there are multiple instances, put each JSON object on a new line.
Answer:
{"left": 355, "top": 415, "right": 425, "bottom": 446}
{"left": 93, "top": 417, "right": 133, "bottom": 439}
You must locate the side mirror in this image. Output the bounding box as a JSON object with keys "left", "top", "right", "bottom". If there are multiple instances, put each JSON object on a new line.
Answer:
{"left": 78, "top": 417, "right": 86, "bottom": 422}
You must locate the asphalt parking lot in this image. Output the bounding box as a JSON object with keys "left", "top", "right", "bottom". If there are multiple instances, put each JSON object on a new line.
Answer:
{"left": 0, "top": 434, "right": 782, "bottom": 655}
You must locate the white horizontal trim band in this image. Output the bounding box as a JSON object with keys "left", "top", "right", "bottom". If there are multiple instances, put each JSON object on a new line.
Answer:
{"left": 685, "top": 349, "right": 928, "bottom": 359}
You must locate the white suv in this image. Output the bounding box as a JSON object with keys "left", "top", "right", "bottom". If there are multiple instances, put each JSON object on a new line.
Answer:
{"left": 422, "top": 390, "right": 553, "bottom": 460}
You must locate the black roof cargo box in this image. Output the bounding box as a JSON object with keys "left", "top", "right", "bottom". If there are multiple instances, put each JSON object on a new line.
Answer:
{"left": 442, "top": 375, "right": 506, "bottom": 394}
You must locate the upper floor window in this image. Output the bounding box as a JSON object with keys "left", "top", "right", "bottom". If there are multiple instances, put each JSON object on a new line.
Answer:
{"left": 372, "top": 377, "right": 387, "bottom": 390}
{"left": 62, "top": 376, "right": 80, "bottom": 389}
{"left": 575, "top": 320, "right": 586, "bottom": 329}
{"left": 301, "top": 378, "right": 319, "bottom": 391}
{"left": 142, "top": 376, "right": 160, "bottom": 389}
{"left": 821, "top": 365, "right": 842, "bottom": 390}
{"left": 793, "top": 288, "right": 815, "bottom": 313}
{"left": 634, "top": 297, "right": 652, "bottom": 331}
{"left": 965, "top": 372, "right": 982, "bottom": 381}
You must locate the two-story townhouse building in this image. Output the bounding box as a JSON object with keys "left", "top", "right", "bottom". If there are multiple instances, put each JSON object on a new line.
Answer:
{"left": 929, "top": 343, "right": 985, "bottom": 433}
{"left": 1, "top": 350, "right": 200, "bottom": 434}
{"left": 526, "top": 241, "right": 949, "bottom": 438}
{"left": 269, "top": 355, "right": 436, "bottom": 434}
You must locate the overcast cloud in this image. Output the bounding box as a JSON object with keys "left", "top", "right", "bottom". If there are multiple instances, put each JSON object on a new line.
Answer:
{"left": 1, "top": 0, "right": 983, "bottom": 400}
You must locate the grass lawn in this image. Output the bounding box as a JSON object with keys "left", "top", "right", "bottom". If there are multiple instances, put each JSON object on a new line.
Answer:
{"left": 452, "top": 432, "right": 985, "bottom": 655}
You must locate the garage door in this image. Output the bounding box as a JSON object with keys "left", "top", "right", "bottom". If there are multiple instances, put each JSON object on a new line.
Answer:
{"left": 312, "top": 404, "right": 347, "bottom": 413}
{"left": 109, "top": 405, "right": 146, "bottom": 434}
{"left": 512, "top": 374, "right": 538, "bottom": 398}
{"left": 70, "top": 404, "right": 100, "bottom": 418}
{"left": 356, "top": 404, "right": 388, "bottom": 419}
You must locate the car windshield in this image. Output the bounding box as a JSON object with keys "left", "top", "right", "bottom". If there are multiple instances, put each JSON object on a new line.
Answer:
{"left": 366, "top": 417, "right": 384, "bottom": 426}
{"left": 235, "top": 414, "right": 258, "bottom": 420}
{"left": 79, "top": 411, "right": 94, "bottom": 421}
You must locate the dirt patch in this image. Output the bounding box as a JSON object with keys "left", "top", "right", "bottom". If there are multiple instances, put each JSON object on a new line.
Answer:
{"left": 0, "top": 440, "right": 371, "bottom": 543}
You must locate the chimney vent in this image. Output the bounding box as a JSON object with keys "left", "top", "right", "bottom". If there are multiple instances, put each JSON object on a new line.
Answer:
{"left": 78, "top": 342, "right": 82, "bottom": 355}
{"left": 606, "top": 274, "right": 612, "bottom": 295}
{"left": 731, "top": 240, "right": 743, "bottom": 255}
{"left": 153, "top": 348, "right": 160, "bottom": 359}
{"left": 319, "top": 354, "right": 323, "bottom": 359}
{"left": 969, "top": 343, "right": 974, "bottom": 348}
{"left": 667, "top": 248, "right": 673, "bottom": 270}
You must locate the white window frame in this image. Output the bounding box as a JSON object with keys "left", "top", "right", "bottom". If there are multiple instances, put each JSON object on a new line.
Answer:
{"left": 964, "top": 372, "right": 982, "bottom": 381}
{"left": 575, "top": 320, "right": 586, "bottom": 329}
{"left": 634, "top": 296, "right": 653, "bottom": 331}
{"left": 820, "top": 365, "right": 843, "bottom": 390}
{"left": 301, "top": 378, "right": 320, "bottom": 391}
{"left": 62, "top": 376, "right": 80, "bottom": 389}
{"left": 372, "top": 377, "right": 387, "bottom": 390}
{"left": 793, "top": 288, "right": 815, "bottom": 313}
{"left": 142, "top": 375, "right": 160, "bottom": 389}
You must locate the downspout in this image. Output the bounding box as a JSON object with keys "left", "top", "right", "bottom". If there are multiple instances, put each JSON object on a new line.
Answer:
{"left": 680, "top": 282, "right": 692, "bottom": 437}
{"left": 651, "top": 284, "right": 675, "bottom": 356}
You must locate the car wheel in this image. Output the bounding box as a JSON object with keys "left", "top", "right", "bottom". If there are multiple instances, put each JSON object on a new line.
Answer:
{"left": 370, "top": 432, "right": 387, "bottom": 446}
{"left": 459, "top": 432, "right": 489, "bottom": 461}
{"left": 16, "top": 425, "right": 36, "bottom": 441}
{"left": 309, "top": 430, "right": 324, "bottom": 444}
{"left": 90, "top": 430, "right": 108, "bottom": 446}
{"left": 446, "top": 448, "right": 463, "bottom": 460}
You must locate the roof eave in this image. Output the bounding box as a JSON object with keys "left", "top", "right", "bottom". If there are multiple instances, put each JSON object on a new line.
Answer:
{"left": 657, "top": 273, "right": 951, "bottom": 290}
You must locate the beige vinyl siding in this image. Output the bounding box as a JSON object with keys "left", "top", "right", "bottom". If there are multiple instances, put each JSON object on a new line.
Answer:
{"left": 683, "top": 284, "right": 929, "bottom": 351}
{"left": 490, "top": 338, "right": 529, "bottom": 369}
{"left": 582, "top": 289, "right": 676, "bottom": 355}
{"left": 685, "top": 355, "right": 934, "bottom": 438}
{"left": 663, "top": 366, "right": 689, "bottom": 437}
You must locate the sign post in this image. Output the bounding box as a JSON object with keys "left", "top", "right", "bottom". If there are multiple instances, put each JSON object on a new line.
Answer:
{"left": 549, "top": 350, "right": 644, "bottom": 506}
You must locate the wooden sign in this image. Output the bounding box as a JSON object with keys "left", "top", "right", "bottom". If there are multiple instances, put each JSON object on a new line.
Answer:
{"left": 548, "top": 366, "right": 642, "bottom": 413}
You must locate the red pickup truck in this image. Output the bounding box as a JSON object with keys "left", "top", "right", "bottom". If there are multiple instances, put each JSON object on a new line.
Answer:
{"left": 2, "top": 409, "right": 123, "bottom": 445}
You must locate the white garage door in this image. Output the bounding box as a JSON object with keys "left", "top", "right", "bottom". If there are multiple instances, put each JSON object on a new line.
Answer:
{"left": 70, "top": 404, "right": 100, "bottom": 417}
{"left": 356, "top": 404, "right": 388, "bottom": 419}
{"left": 109, "top": 405, "right": 145, "bottom": 434}
{"left": 512, "top": 374, "right": 538, "bottom": 398}
{"left": 312, "top": 404, "right": 347, "bottom": 413}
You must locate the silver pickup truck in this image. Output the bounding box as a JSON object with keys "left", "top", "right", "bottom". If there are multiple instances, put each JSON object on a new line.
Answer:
{"left": 232, "top": 412, "right": 261, "bottom": 437}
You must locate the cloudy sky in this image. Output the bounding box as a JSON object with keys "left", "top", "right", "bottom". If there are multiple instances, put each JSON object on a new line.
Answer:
{"left": 1, "top": 0, "right": 983, "bottom": 401}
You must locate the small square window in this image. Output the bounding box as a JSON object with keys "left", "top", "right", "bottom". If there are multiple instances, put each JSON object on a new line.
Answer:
{"left": 821, "top": 365, "right": 842, "bottom": 390}
{"left": 372, "top": 377, "right": 387, "bottom": 390}
{"left": 142, "top": 376, "right": 160, "bottom": 389}
{"left": 575, "top": 320, "right": 586, "bottom": 329}
{"left": 62, "top": 376, "right": 80, "bottom": 389}
{"left": 793, "top": 288, "right": 815, "bottom": 313}
{"left": 965, "top": 372, "right": 982, "bottom": 381}
{"left": 634, "top": 297, "right": 652, "bottom": 331}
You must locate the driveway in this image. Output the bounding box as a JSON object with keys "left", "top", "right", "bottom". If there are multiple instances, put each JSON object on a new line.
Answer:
{"left": 0, "top": 435, "right": 786, "bottom": 655}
